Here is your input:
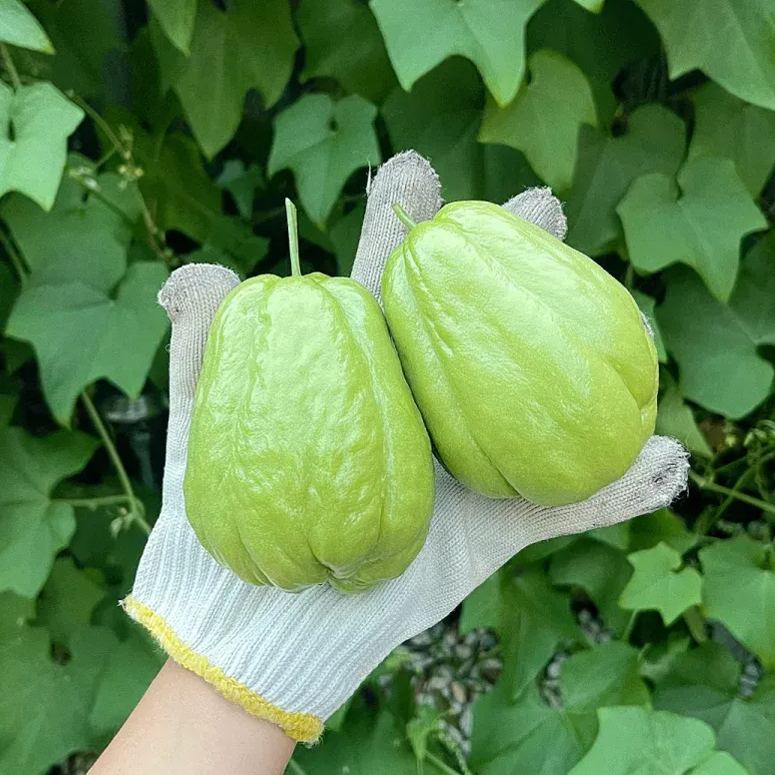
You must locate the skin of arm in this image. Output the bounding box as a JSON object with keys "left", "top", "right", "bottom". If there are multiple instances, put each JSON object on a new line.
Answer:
{"left": 89, "top": 659, "right": 296, "bottom": 775}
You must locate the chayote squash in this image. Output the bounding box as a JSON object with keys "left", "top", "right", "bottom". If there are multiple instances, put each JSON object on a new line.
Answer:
{"left": 382, "top": 200, "right": 658, "bottom": 506}
{"left": 184, "top": 202, "right": 434, "bottom": 592}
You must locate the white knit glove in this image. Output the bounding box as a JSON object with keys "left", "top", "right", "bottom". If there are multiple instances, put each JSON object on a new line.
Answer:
{"left": 124, "top": 151, "right": 689, "bottom": 743}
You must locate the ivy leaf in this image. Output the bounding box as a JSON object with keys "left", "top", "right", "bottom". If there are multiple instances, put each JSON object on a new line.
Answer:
{"left": 370, "top": 0, "right": 546, "bottom": 107}
{"left": 26, "top": 0, "right": 124, "bottom": 99}
{"left": 164, "top": 0, "right": 298, "bottom": 157}
{"left": 617, "top": 157, "right": 766, "bottom": 301}
{"left": 619, "top": 542, "right": 702, "bottom": 625}
{"left": 147, "top": 0, "right": 196, "bottom": 55}
{"left": 37, "top": 557, "right": 105, "bottom": 645}
{"left": 565, "top": 104, "right": 685, "bottom": 255}
{"left": 293, "top": 700, "right": 416, "bottom": 773}
{"left": 634, "top": 0, "right": 775, "bottom": 111}
{"left": 654, "top": 642, "right": 775, "bottom": 775}
{"left": 0, "top": 623, "right": 115, "bottom": 774}
{"left": 268, "top": 93, "right": 380, "bottom": 227}
{"left": 6, "top": 262, "right": 169, "bottom": 424}
{"left": 550, "top": 538, "right": 633, "bottom": 634}
{"left": 529, "top": 0, "right": 661, "bottom": 124}
{"left": 459, "top": 569, "right": 505, "bottom": 635}
{"left": 471, "top": 642, "right": 648, "bottom": 774}
{"left": 569, "top": 706, "right": 744, "bottom": 775}
{"left": 655, "top": 371, "right": 713, "bottom": 458}
{"left": 479, "top": 50, "right": 596, "bottom": 191}
{"left": 135, "top": 129, "right": 220, "bottom": 243}
{"left": 0, "top": 82, "right": 83, "bottom": 211}
{"left": 657, "top": 235, "right": 775, "bottom": 418}
{"left": 216, "top": 160, "right": 263, "bottom": 220}
{"left": 500, "top": 567, "right": 578, "bottom": 698}
{"left": 383, "top": 58, "right": 540, "bottom": 202}
{"left": 298, "top": 0, "right": 397, "bottom": 103}
{"left": 689, "top": 82, "right": 775, "bottom": 197}
{"left": 2, "top": 171, "right": 136, "bottom": 289}
{"left": 0, "top": 0, "right": 54, "bottom": 53}
{"left": 90, "top": 627, "right": 164, "bottom": 736}
{"left": 633, "top": 291, "right": 667, "bottom": 363}
{"left": 0, "top": 427, "right": 96, "bottom": 597}
{"left": 629, "top": 509, "right": 697, "bottom": 556}
{"left": 700, "top": 535, "right": 775, "bottom": 669}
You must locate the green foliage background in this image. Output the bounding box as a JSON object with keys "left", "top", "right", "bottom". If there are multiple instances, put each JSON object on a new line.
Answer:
{"left": 0, "top": 0, "right": 774, "bottom": 773}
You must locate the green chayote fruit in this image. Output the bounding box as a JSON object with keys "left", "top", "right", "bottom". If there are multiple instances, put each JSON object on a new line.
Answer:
{"left": 184, "top": 204, "right": 434, "bottom": 592}
{"left": 382, "top": 200, "right": 658, "bottom": 506}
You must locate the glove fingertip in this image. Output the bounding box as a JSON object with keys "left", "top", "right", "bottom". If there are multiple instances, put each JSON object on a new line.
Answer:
{"left": 159, "top": 263, "right": 240, "bottom": 323}
{"left": 503, "top": 187, "right": 568, "bottom": 241}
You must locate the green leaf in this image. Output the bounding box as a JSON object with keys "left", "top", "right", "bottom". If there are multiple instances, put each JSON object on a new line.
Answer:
{"left": 561, "top": 641, "right": 650, "bottom": 712}
{"left": 619, "top": 542, "right": 702, "bottom": 625}
{"left": 689, "top": 82, "right": 775, "bottom": 197}
{"left": 529, "top": 0, "right": 661, "bottom": 123}
{"left": 164, "top": 0, "right": 298, "bottom": 157}
{"left": 618, "top": 157, "right": 766, "bottom": 300}
{"left": 569, "top": 706, "right": 742, "bottom": 774}
{"left": 629, "top": 509, "right": 697, "bottom": 555}
{"left": 634, "top": 0, "right": 775, "bottom": 110}
{"left": 370, "top": 0, "right": 546, "bottom": 106}
{"left": 565, "top": 104, "right": 685, "bottom": 255}
{"left": 330, "top": 202, "right": 366, "bottom": 277}
{"left": 0, "top": 427, "right": 96, "bottom": 597}
{"left": 700, "top": 535, "right": 775, "bottom": 668}
{"left": 550, "top": 538, "right": 633, "bottom": 634}
{"left": 147, "top": 0, "right": 196, "bottom": 55}
{"left": 37, "top": 557, "right": 105, "bottom": 645}
{"left": 7, "top": 262, "right": 169, "bottom": 424}
{"left": 470, "top": 641, "right": 648, "bottom": 774}
{"left": 26, "top": 0, "right": 125, "bottom": 99}
{"left": 500, "top": 567, "right": 578, "bottom": 698}
{"left": 90, "top": 627, "right": 164, "bottom": 736}
{"left": 0, "top": 82, "right": 83, "bottom": 211}
{"left": 479, "top": 49, "right": 596, "bottom": 191}
{"left": 633, "top": 291, "right": 667, "bottom": 363}
{"left": 657, "top": 234, "right": 775, "bottom": 418}
{"left": 656, "top": 371, "right": 713, "bottom": 458}
{"left": 383, "top": 58, "right": 540, "bottom": 202}
{"left": 135, "top": 129, "right": 220, "bottom": 242}
{"left": 0, "top": 623, "right": 115, "bottom": 774}
{"left": 2, "top": 170, "right": 137, "bottom": 289}
{"left": 459, "top": 569, "right": 505, "bottom": 635}
{"left": 0, "top": 0, "right": 53, "bottom": 53}
{"left": 298, "top": 0, "right": 397, "bottom": 103}
{"left": 654, "top": 642, "right": 775, "bottom": 775}
{"left": 216, "top": 160, "right": 263, "bottom": 220}
{"left": 268, "top": 93, "right": 380, "bottom": 227}
{"left": 293, "top": 700, "right": 416, "bottom": 773}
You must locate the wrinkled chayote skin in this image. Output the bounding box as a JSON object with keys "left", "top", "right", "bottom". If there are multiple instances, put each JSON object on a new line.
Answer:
{"left": 382, "top": 200, "right": 658, "bottom": 506}
{"left": 184, "top": 273, "right": 435, "bottom": 592}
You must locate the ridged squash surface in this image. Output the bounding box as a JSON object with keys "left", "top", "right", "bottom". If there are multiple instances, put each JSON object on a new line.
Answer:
{"left": 382, "top": 201, "right": 658, "bottom": 505}
{"left": 184, "top": 273, "right": 435, "bottom": 592}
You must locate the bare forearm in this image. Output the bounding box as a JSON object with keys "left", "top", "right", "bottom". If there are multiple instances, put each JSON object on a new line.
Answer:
{"left": 89, "top": 660, "right": 295, "bottom": 775}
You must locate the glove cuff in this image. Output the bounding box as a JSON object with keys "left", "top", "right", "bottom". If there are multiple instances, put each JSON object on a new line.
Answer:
{"left": 122, "top": 595, "right": 325, "bottom": 742}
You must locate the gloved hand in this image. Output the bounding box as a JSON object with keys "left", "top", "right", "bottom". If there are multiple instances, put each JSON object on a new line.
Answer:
{"left": 124, "top": 151, "right": 688, "bottom": 743}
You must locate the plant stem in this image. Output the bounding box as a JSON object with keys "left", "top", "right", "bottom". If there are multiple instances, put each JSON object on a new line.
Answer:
{"left": 80, "top": 391, "right": 151, "bottom": 534}
{"left": 689, "top": 469, "right": 775, "bottom": 515}
{"left": 67, "top": 91, "right": 129, "bottom": 158}
{"left": 286, "top": 198, "right": 301, "bottom": 277}
{"left": 683, "top": 606, "right": 707, "bottom": 643}
{"left": 621, "top": 610, "right": 637, "bottom": 641}
{"left": 0, "top": 227, "right": 28, "bottom": 284}
{"left": 393, "top": 203, "right": 417, "bottom": 230}
{"left": 285, "top": 760, "right": 308, "bottom": 775}
{"left": 425, "top": 752, "right": 463, "bottom": 775}
{"left": 57, "top": 494, "right": 135, "bottom": 509}
{"left": 0, "top": 44, "right": 21, "bottom": 89}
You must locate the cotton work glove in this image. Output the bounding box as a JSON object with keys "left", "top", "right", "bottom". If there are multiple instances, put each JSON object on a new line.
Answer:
{"left": 124, "top": 151, "right": 689, "bottom": 743}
